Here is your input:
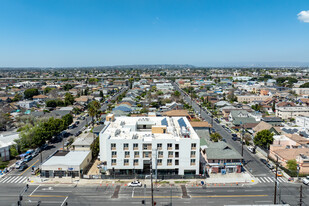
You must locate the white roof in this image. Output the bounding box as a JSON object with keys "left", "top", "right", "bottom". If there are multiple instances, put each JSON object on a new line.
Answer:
{"left": 42, "top": 151, "right": 90, "bottom": 166}
{"left": 101, "top": 116, "right": 199, "bottom": 140}
{"left": 0, "top": 132, "right": 19, "bottom": 148}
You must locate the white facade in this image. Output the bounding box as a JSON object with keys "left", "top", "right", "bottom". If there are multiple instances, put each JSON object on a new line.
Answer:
{"left": 99, "top": 116, "right": 200, "bottom": 175}
{"left": 276, "top": 106, "right": 309, "bottom": 119}
{"left": 18, "top": 100, "right": 36, "bottom": 109}
{"left": 295, "top": 116, "right": 309, "bottom": 128}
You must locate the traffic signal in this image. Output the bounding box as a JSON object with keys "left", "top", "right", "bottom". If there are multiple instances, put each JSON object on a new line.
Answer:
{"left": 141, "top": 200, "right": 145, "bottom": 204}
{"left": 19, "top": 195, "right": 22, "bottom": 201}
{"left": 17, "top": 201, "right": 21, "bottom": 206}
{"left": 154, "top": 201, "right": 157, "bottom": 205}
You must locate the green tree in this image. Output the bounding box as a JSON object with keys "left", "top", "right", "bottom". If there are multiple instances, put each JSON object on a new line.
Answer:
{"left": 63, "top": 84, "right": 74, "bottom": 91}
{"left": 90, "top": 137, "right": 100, "bottom": 158}
{"left": 286, "top": 159, "right": 297, "bottom": 171}
{"left": 12, "top": 93, "right": 22, "bottom": 102}
{"left": 210, "top": 132, "right": 222, "bottom": 142}
{"left": 253, "top": 130, "right": 274, "bottom": 148}
{"left": 64, "top": 92, "right": 74, "bottom": 105}
{"left": 46, "top": 100, "right": 57, "bottom": 108}
{"left": 173, "top": 90, "right": 181, "bottom": 97}
{"left": 44, "top": 87, "right": 53, "bottom": 94}
{"left": 24, "top": 88, "right": 39, "bottom": 99}
{"left": 62, "top": 114, "right": 73, "bottom": 127}
{"left": 10, "top": 145, "right": 19, "bottom": 158}
{"left": 88, "top": 78, "right": 98, "bottom": 84}
{"left": 300, "top": 82, "right": 309, "bottom": 88}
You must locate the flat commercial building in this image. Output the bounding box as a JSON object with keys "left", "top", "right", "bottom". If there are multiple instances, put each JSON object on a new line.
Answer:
{"left": 41, "top": 150, "right": 92, "bottom": 178}
{"left": 99, "top": 116, "right": 200, "bottom": 175}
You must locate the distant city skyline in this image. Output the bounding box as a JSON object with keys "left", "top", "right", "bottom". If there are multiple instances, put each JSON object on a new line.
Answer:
{"left": 0, "top": 0, "right": 308, "bottom": 67}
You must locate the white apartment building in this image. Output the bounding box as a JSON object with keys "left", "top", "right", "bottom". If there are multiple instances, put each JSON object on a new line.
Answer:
{"left": 99, "top": 116, "right": 200, "bottom": 175}
{"left": 276, "top": 106, "right": 309, "bottom": 119}
{"left": 295, "top": 116, "right": 309, "bottom": 128}
{"left": 292, "top": 88, "right": 309, "bottom": 96}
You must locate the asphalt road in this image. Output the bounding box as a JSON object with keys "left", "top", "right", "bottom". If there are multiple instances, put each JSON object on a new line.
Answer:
{"left": 0, "top": 183, "right": 307, "bottom": 206}
{"left": 173, "top": 83, "right": 274, "bottom": 177}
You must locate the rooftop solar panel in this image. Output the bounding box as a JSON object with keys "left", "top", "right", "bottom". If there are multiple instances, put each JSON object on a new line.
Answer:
{"left": 178, "top": 118, "right": 187, "bottom": 128}
{"left": 161, "top": 118, "right": 168, "bottom": 126}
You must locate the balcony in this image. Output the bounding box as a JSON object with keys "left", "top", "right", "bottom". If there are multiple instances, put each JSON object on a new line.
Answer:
{"left": 167, "top": 162, "right": 172, "bottom": 166}
{"left": 190, "top": 162, "right": 196, "bottom": 166}
{"left": 134, "top": 162, "right": 138, "bottom": 166}
{"left": 112, "top": 155, "right": 117, "bottom": 158}
{"left": 133, "top": 147, "right": 139, "bottom": 151}
{"left": 168, "top": 155, "right": 173, "bottom": 158}
{"left": 157, "top": 162, "right": 162, "bottom": 166}
{"left": 190, "top": 155, "right": 196, "bottom": 158}
{"left": 158, "top": 154, "right": 163, "bottom": 158}
{"left": 157, "top": 147, "right": 162, "bottom": 150}
{"left": 125, "top": 155, "right": 130, "bottom": 158}
{"left": 112, "top": 162, "right": 116, "bottom": 166}
{"left": 124, "top": 147, "right": 129, "bottom": 151}
{"left": 167, "top": 147, "right": 173, "bottom": 151}
{"left": 124, "top": 163, "right": 129, "bottom": 166}
{"left": 134, "top": 154, "right": 139, "bottom": 158}
{"left": 191, "top": 147, "right": 196, "bottom": 150}
{"left": 111, "top": 147, "right": 116, "bottom": 151}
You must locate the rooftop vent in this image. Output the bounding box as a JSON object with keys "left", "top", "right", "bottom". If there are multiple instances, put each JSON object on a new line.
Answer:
{"left": 115, "top": 129, "right": 121, "bottom": 136}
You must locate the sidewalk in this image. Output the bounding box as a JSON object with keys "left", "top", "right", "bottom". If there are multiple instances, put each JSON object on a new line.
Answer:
{"left": 28, "top": 172, "right": 257, "bottom": 186}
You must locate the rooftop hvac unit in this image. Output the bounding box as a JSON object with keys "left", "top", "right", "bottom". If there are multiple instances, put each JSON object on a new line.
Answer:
{"left": 115, "top": 129, "right": 121, "bottom": 136}
{"left": 120, "top": 121, "right": 125, "bottom": 126}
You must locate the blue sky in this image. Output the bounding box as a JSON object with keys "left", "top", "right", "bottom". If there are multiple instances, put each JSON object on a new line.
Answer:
{"left": 0, "top": 0, "right": 308, "bottom": 67}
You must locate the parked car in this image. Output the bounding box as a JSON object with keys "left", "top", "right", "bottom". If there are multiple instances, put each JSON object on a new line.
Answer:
{"left": 260, "top": 159, "right": 267, "bottom": 164}
{"left": 41, "top": 144, "right": 48, "bottom": 150}
{"left": 302, "top": 176, "right": 309, "bottom": 185}
{"left": 18, "top": 164, "right": 28, "bottom": 171}
{"left": 23, "top": 155, "right": 33, "bottom": 162}
{"left": 31, "top": 148, "right": 41, "bottom": 157}
{"left": 247, "top": 146, "right": 256, "bottom": 154}
{"left": 128, "top": 180, "right": 142, "bottom": 187}
{"left": 15, "top": 160, "right": 24, "bottom": 169}
{"left": 232, "top": 136, "right": 238, "bottom": 141}
{"left": 266, "top": 163, "right": 274, "bottom": 170}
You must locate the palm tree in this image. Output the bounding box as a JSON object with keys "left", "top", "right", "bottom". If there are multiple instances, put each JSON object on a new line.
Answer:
{"left": 88, "top": 106, "right": 96, "bottom": 126}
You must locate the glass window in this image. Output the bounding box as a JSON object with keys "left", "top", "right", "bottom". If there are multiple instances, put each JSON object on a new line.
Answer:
{"left": 125, "top": 151, "right": 130, "bottom": 157}
{"left": 133, "top": 143, "right": 138, "bottom": 148}
{"left": 134, "top": 159, "right": 138, "bottom": 164}
{"left": 167, "top": 143, "right": 172, "bottom": 148}
{"left": 157, "top": 143, "right": 162, "bottom": 148}
{"left": 123, "top": 143, "right": 129, "bottom": 149}
{"left": 191, "top": 151, "right": 196, "bottom": 156}
{"left": 167, "top": 159, "right": 172, "bottom": 163}
{"left": 111, "top": 143, "right": 116, "bottom": 149}
{"left": 191, "top": 143, "right": 196, "bottom": 148}
{"left": 124, "top": 159, "right": 129, "bottom": 164}
{"left": 175, "top": 144, "right": 179, "bottom": 150}
{"left": 168, "top": 151, "right": 173, "bottom": 157}
{"left": 111, "top": 159, "right": 116, "bottom": 164}
{"left": 112, "top": 151, "right": 117, "bottom": 156}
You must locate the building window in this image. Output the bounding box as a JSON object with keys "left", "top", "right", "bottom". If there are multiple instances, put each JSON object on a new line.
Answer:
{"left": 111, "top": 159, "right": 117, "bottom": 165}
{"left": 175, "top": 152, "right": 179, "bottom": 158}
{"left": 191, "top": 143, "right": 196, "bottom": 150}
{"left": 191, "top": 151, "right": 196, "bottom": 158}
{"left": 175, "top": 160, "right": 179, "bottom": 165}
{"left": 175, "top": 144, "right": 179, "bottom": 150}
{"left": 168, "top": 151, "right": 173, "bottom": 158}
{"left": 125, "top": 151, "right": 130, "bottom": 158}
{"left": 157, "top": 143, "right": 162, "bottom": 150}
{"left": 143, "top": 144, "right": 152, "bottom": 150}
{"left": 112, "top": 151, "right": 117, "bottom": 158}
{"left": 190, "top": 159, "right": 196, "bottom": 166}
{"left": 134, "top": 151, "right": 139, "bottom": 158}
{"left": 158, "top": 151, "right": 163, "bottom": 158}
{"left": 133, "top": 143, "right": 138, "bottom": 150}
{"left": 111, "top": 143, "right": 116, "bottom": 150}
{"left": 167, "top": 159, "right": 172, "bottom": 166}
{"left": 123, "top": 143, "right": 129, "bottom": 150}
{"left": 143, "top": 152, "right": 152, "bottom": 158}
{"left": 124, "top": 159, "right": 129, "bottom": 166}
{"left": 167, "top": 143, "right": 173, "bottom": 150}
{"left": 134, "top": 159, "right": 139, "bottom": 166}
{"left": 157, "top": 159, "right": 162, "bottom": 166}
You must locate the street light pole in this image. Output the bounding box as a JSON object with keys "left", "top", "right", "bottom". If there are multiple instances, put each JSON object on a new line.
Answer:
{"left": 274, "top": 156, "right": 278, "bottom": 204}
{"left": 151, "top": 159, "right": 154, "bottom": 206}
{"left": 241, "top": 125, "right": 244, "bottom": 157}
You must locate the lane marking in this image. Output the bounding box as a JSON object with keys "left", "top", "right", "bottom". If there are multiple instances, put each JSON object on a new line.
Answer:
{"left": 12, "top": 176, "right": 23, "bottom": 183}
{"left": 18, "top": 177, "right": 28, "bottom": 184}
{"left": 6, "top": 176, "right": 18, "bottom": 183}
{"left": 2, "top": 176, "right": 13, "bottom": 183}
{"left": 132, "top": 187, "right": 135, "bottom": 198}
{"left": 132, "top": 195, "right": 268, "bottom": 199}
{"left": 19, "top": 159, "right": 39, "bottom": 176}
{"left": 266, "top": 177, "right": 273, "bottom": 182}
{"left": 60, "top": 196, "right": 69, "bottom": 206}
{"left": 29, "top": 195, "right": 68, "bottom": 198}
{"left": 30, "top": 185, "right": 41, "bottom": 196}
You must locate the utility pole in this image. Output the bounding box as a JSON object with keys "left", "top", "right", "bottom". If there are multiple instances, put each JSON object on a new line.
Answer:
{"left": 151, "top": 158, "right": 154, "bottom": 206}
{"left": 299, "top": 185, "right": 303, "bottom": 206}
{"left": 241, "top": 125, "right": 244, "bottom": 157}
{"left": 274, "top": 156, "right": 278, "bottom": 204}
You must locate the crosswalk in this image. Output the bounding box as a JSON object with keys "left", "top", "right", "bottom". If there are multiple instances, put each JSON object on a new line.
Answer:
{"left": 0, "top": 175, "right": 29, "bottom": 184}
{"left": 256, "top": 176, "right": 288, "bottom": 184}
